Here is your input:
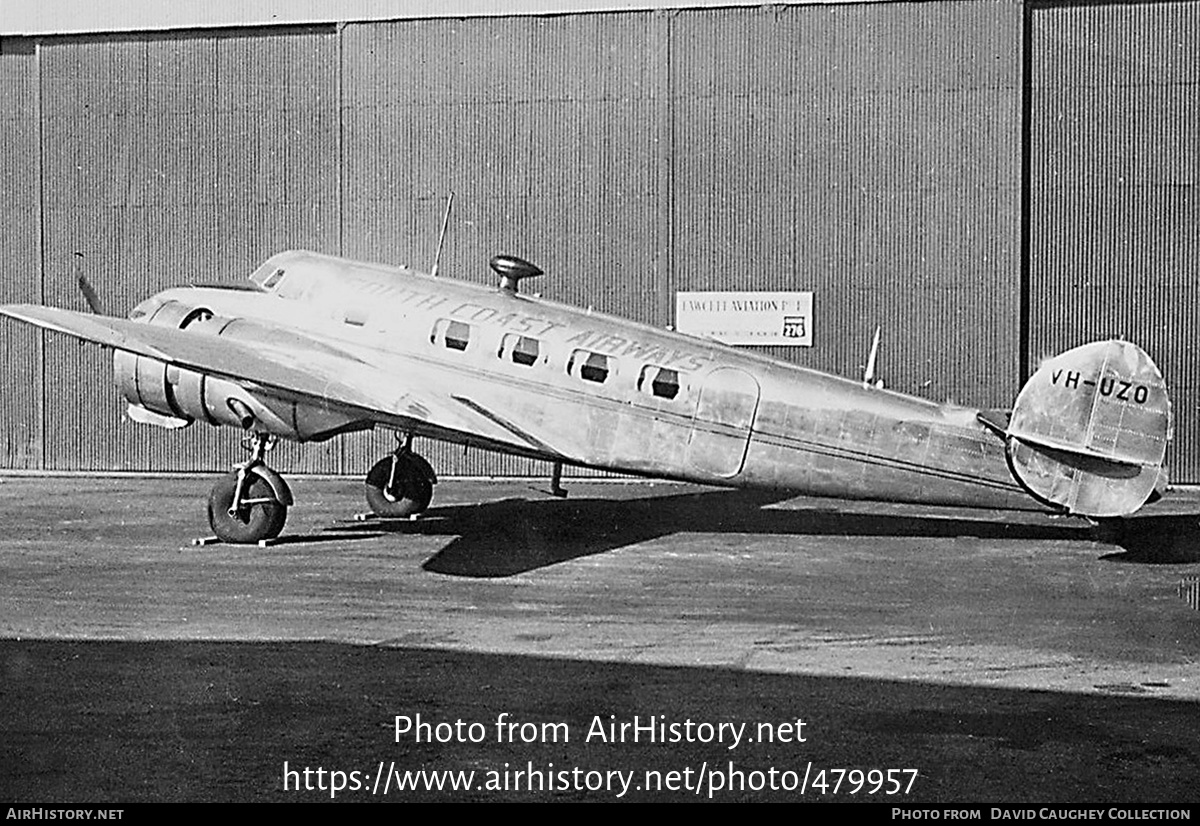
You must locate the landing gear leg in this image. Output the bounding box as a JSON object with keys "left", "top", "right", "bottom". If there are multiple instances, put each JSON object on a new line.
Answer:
{"left": 550, "top": 460, "right": 568, "bottom": 498}
{"left": 206, "top": 433, "right": 291, "bottom": 544}
{"left": 365, "top": 433, "right": 436, "bottom": 519}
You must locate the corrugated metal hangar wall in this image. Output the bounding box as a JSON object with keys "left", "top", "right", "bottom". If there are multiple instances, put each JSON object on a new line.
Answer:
{"left": 0, "top": 0, "right": 1196, "bottom": 481}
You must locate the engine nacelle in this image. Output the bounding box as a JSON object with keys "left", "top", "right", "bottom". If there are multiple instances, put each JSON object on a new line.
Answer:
{"left": 113, "top": 298, "right": 366, "bottom": 442}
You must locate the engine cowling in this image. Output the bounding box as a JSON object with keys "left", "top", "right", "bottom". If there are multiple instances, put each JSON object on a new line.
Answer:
{"left": 113, "top": 298, "right": 365, "bottom": 442}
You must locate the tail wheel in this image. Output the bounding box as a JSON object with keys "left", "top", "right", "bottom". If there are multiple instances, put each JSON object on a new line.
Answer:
{"left": 207, "top": 470, "right": 288, "bottom": 544}
{"left": 365, "top": 454, "right": 433, "bottom": 518}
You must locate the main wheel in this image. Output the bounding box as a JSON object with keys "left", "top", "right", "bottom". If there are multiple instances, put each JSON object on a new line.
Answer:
{"left": 207, "top": 471, "right": 288, "bottom": 544}
{"left": 365, "top": 455, "right": 433, "bottom": 518}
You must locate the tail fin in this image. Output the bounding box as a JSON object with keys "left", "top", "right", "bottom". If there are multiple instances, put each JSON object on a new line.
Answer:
{"left": 1006, "top": 340, "right": 1171, "bottom": 518}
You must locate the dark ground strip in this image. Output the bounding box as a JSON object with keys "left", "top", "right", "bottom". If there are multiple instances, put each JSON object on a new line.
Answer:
{"left": 2, "top": 640, "right": 1199, "bottom": 803}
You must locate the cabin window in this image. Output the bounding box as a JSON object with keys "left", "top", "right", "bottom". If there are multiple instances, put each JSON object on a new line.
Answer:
{"left": 499, "top": 334, "right": 542, "bottom": 367}
{"left": 568, "top": 350, "right": 610, "bottom": 384}
{"left": 638, "top": 365, "right": 682, "bottom": 400}
{"left": 431, "top": 318, "right": 471, "bottom": 352}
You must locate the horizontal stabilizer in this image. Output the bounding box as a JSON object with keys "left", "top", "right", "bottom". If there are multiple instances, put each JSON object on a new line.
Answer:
{"left": 976, "top": 408, "right": 1010, "bottom": 436}
{"left": 1006, "top": 340, "right": 1171, "bottom": 517}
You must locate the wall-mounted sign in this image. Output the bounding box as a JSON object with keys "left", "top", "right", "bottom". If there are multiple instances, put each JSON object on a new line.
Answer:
{"left": 675, "top": 291, "right": 814, "bottom": 346}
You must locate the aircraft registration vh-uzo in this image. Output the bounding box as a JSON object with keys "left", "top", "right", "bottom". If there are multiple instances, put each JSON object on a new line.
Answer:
{"left": 0, "top": 248, "right": 1173, "bottom": 544}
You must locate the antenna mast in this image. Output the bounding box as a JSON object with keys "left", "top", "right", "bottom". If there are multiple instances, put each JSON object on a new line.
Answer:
{"left": 430, "top": 191, "right": 454, "bottom": 278}
{"left": 862, "top": 325, "right": 883, "bottom": 390}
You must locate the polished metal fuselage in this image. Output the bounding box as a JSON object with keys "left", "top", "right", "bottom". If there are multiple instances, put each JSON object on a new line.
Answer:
{"left": 152, "top": 250, "right": 1030, "bottom": 511}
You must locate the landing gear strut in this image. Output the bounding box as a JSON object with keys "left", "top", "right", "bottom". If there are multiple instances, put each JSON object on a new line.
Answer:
{"left": 207, "top": 433, "right": 292, "bottom": 544}
{"left": 365, "top": 433, "right": 436, "bottom": 518}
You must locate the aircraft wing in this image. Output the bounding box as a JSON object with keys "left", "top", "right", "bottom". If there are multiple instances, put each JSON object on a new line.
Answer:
{"left": 0, "top": 304, "right": 562, "bottom": 455}
{"left": 0, "top": 304, "right": 382, "bottom": 406}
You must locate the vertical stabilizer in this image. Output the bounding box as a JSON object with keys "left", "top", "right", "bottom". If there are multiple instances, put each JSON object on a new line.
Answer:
{"left": 1006, "top": 340, "right": 1171, "bottom": 517}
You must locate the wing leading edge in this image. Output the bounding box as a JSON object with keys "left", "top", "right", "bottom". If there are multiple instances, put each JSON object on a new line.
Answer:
{"left": 1, "top": 304, "right": 378, "bottom": 408}
{"left": 0, "top": 304, "right": 565, "bottom": 458}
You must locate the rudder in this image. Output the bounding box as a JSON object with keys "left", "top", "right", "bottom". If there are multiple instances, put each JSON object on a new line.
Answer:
{"left": 1006, "top": 340, "right": 1171, "bottom": 517}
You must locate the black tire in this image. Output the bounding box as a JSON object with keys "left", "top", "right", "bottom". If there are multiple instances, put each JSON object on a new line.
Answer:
{"left": 365, "top": 455, "right": 434, "bottom": 518}
{"left": 207, "top": 471, "right": 288, "bottom": 544}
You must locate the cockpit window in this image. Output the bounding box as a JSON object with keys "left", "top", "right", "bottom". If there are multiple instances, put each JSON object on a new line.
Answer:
{"left": 180, "top": 307, "right": 214, "bottom": 329}
{"left": 261, "top": 268, "right": 286, "bottom": 290}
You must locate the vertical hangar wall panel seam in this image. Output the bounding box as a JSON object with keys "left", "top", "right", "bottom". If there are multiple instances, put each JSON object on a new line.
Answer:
{"left": 664, "top": 10, "right": 675, "bottom": 326}
{"left": 0, "top": 38, "right": 45, "bottom": 469}
{"left": 37, "top": 40, "right": 46, "bottom": 470}
{"left": 337, "top": 22, "right": 346, "bottom": 476}
{"left": 1018, "top": 0, "right": 1033, "bottom": 388}
{"left": 1029, "top": 0, "right": 1200, "bottom": 482}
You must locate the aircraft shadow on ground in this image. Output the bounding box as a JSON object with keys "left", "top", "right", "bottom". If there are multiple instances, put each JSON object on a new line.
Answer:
{"left": 320, "top": 487, "right": 1184, "bottom": 578}
{"left": 1098, "top": 514, "right": 1200, "bottom": 565}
